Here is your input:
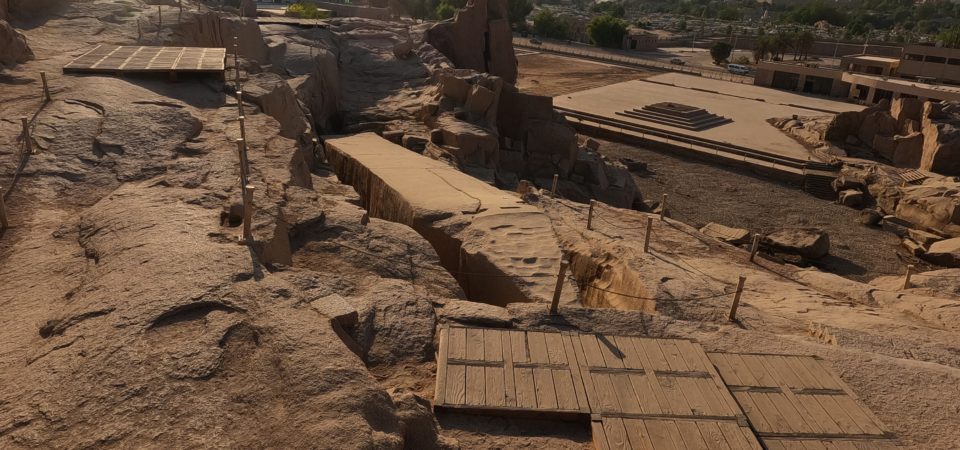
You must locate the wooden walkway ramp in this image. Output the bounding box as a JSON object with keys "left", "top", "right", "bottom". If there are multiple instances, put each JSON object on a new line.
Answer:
{"left": 708, "top": 353, "right": 904, "bottom": 450}
{"left": 434, "top": 324, "right": 761, "bottom": 449}
{"left": 63, "top": 46, "right": 225, "bottom": 78}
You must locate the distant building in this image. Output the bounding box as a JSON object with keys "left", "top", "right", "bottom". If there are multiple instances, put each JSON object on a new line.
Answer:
{"left": 898, "top": 43, "right": 960, "bottom": 85}
{"left": 560, "top": 13, "right": 590, "bottom": 44}
{"left": 622, "top": 28, "right": 658, "bottom": 52}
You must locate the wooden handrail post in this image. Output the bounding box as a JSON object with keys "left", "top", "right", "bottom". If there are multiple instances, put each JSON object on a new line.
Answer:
{"left": 550, "top": 259, "right": 570, "bottom": 314}
{"left": 660, "top": 194, "right": 667, "bottom": 221}
{"left": 749, "top": 234, "right": 761, "bottom": 262}
{"left": 236, "top": 138, "right": 249, "bottom": 187}
{"left": 20, "top": 117, "right": 32, "bottom": 154}
{"left": 587, "top": 200, "right": 596, "bottom": 230}
{"left": 902, "top": 265, "right": 915, "bottom": 290}
{"left": 242, "top": 184, "right": 255, "bottom": 239}
{"left": 236, "top": 90, "right": 244, "bottom": 118}
{"left": 239, "top": 115, "right": 246, "bottom": 142}
{"left": 729, "top": 276, "right": 747, "bottom": 321}
{"left": 550, "top": 174, "right": 558, "bottom": 198}
{"left": 643, "top": 216, "right": 653, "bottom": 253}
{"left": 40, "top": 72, "right": 51, "bottom": 102}
{"left": 0, "top": 186, "right": 8, "bottom": 229}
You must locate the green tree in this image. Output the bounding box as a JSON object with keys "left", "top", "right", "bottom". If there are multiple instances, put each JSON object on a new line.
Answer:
{"left": 772, "top": 30, "right": 794, "bottom": 60}
{"left": 534, "top": 7, "right": 571, "bottom": 39}
{"left": 508, "top": 0, "right": 533, "bottom": 30}
{"left": 717, "top": 7, "right": 741, "bottom": 21}
{"left": 286, "top": 3, "right": 331, "bottom": 19}
{"left": 710, "top": 41, "right": 732, "bottom": 64}
{"left": 793, "top": 29, "right": 815, "bottom": 59}
{"left": 752, "top": 36, "right": 772, "bottom": 63}
{"left": 437, "top": 1, "right": 456, "bottom": 19}
{"left": 612, "top": 4, "right": 626, "bottom": 18}
{"left": 587, "top": 15, "right": 628, "bottom": 48}
{"left": 678, "top": 19, "right": 687, "bottom": 31}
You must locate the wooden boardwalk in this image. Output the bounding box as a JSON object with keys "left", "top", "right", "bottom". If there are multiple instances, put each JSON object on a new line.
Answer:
{"left": 254, "top": 17, "right": 329, "bottom": 27}
{"left": 63, "top": 46, "right": 225, "bottom": 77}
{"left": 708, "top": 353, "right": 904, "bottom": 450}
{"left": 434, "top": 325, "right": 762, "bottom": 449}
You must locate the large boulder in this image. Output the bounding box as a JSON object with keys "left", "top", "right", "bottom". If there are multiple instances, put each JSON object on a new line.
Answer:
{"left": 858, "top": 208, "right": 883, "bottom": 226}
{"left": 424, "top": 0, "right": 518, "bottom": 84}
{"left": 825, "top": 111, "right": 861, "bottom": 141}
{"left": 872, "top": 135, "right": 898, "bottom": 160}
{"left": 700, "top": 223, "right": 751, "bottom": 245}
{"left": 0, "top": 20, "right": 34, "bottom": 66}
{"left": 921, "top": 118, "right": 960, "bottom": 175}
{"left": 893, "top": 132, "right": 924, "bottom": 169}
{"left": 922, "top": 237, "right": 960, "bottom": 267}
{"left": 762, "top": 228, "right": 830, "bottom": 259}
{"left": 171, "top": 12, "right": 271, "bottom": 65}
{"left": 891, "top": 97, "right": 924, "bottom": 130}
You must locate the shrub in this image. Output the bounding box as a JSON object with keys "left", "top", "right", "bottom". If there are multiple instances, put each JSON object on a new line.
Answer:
{"left": 287, "top": 3, "right": 331, "bottom": 19}
{"left": 587, "top": 15, "right": 627, "bottom": 48}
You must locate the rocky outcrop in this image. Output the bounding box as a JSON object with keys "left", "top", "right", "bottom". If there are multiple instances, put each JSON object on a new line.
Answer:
{"left": 920, "top": 114, "right": 960, "bottom": 175}
{"left": 891, "top": 97, "right": 923, "bottom": 130}
{"left": 425, "top": 0, "right": 518, "bottom": 84}
{"left": 762, "top": 228, "right": 830, "bottom": 259}
{"left": 700, "top": 222, "right": 751, "bottom": 245}
{"left": 922, "top": 237, "right": 960, "bottom": 267}
{"left": 0, "top": 19, "right": 33, "bottom": 66}
{"left": 169, "top": 12, "right": 271, "bottom": 65}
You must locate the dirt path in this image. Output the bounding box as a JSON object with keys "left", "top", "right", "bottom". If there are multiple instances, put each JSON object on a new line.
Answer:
{"left": 516, "top": 53, "right": 653, "bottom": 97}
{"left": 596, "top": 138, "right": 905, "bottom": 283}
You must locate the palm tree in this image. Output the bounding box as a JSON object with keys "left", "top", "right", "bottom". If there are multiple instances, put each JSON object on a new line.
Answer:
{"left": 793, "top": 29, "right": 815, "bottom": 60}
{"left": 752, "top": 36, "right": 772, "bottom": 63}
{"left": 773, "top": 30, "right": 794, "bottom": 61}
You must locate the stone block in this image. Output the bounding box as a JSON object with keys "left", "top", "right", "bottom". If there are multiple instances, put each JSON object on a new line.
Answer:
{"left": 901, "top": 239, "right": 925, "bottom": 256}
{"left": 440, "top": 74, "right": 470, "bottom": 104}
{"left": 311, "top": 293, "right": 359, "bottom": 329}
{"left": 839, "top": 189, "right": 862, "bottom": 207}
{"left": 857, "top": 208, "right": 883, "bottom": 226}
{"left": 873, "top": 135, "right": 898, "bottom": 160}
{"left": 891, "top": 97, "right": 923, "bottom": 130}
{"left": 922, "top": 237, "right": 960, "bottom": 267}
{"left": 893, "top": 132, "right": 924, "bottom": 169}
{"left": 761, "top": 228, "right": 830, "bottom": 259}
{"left": 832, "top": 175, "right": 860, "bottom": 192}
{"left": 700, "top": 223, "right": 751, "bottom": 245}
{"left": 882, "top": 215, "right": 913, "bottom": 237}
{"left": 465, "top": 85, "right": 495, "bottom": 117}
{"left": 910, "top": 229, "right": 943, "bottom": 248}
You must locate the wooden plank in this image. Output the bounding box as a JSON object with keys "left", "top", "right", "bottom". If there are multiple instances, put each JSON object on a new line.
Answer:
{"left": 757, "top": 355, "right": 824, "bottom": 434}
{"left": 716, "top": 421, "right": 753, "bottom": 450}
{"left": 676, "top": 376, "right": 712, "bottom": 416}
{"left": 657, "top": 375, "right": 692, "bottom": 416}
{"left": 696, "top": 346, "right": 744, "bottom": 416}
{"left": 502, "top": 330, "right": 517, "bottom": 408}
{"left": 527, "top": 331, "right": 550, "bottom": 364}
{"left": 445, "top": 364, "right": 466, "bottom": 405}
{"left": 780, "top": 441, "right": 808, "bottom": 450}
{"left": 515, "top": 367, "right": 537, "bottom": 408}
{"left": 628, "top": 373, "right": 662, "bottom": 415}
{"left": 580, "top": 334, "right": 608, "bottom": 368}
{"left": 466, "top": 328, "right": 484, "bottom": 361}
{"left": 832, "top": 395, "right": 884, "bottom": 435}
{"left": 449, "top": 327, "right": 467, "bottom": 360}
{"left": 632, "top": 339, "right": 673, "bottom": 415}
{"left": 597, "top": 334, "right": 626, "bottom": 369}
{"left": 740, "top": 426, "right": 764, "bottom": 450}
{"left": 872, "top": 441, "right": 901, "bottom": 450}
{"left": 533, "top": 367, "right": 559, "bottom": 410}
{"left": 829, "top": 442, "right": 860, "bottom": 450}
{"left": 611, "top": 373, "right": 643, "bottom": 414}
{"left": 614, "top": 335, "right": 644, "bottom": 370}
{"left": 593, "top": 372, "right": 622, "bottom": 413}
{"left": 662, "top": 419, "right": 688, "bottom": 450}
{"left": 812, "top": 359, "right": 892, "bottom": 434}
{"left": 593, "top": 420, "right": 612, "bottom": 450}
{"left": 553, "top": 369, "right": 580, "bottom": 411}
{"left": 435, "top": 324, "right": 450, "bottom": 405}
{"left": 696, "top": 421, "right": 733, "bottom": 450}
{"left": 783, "top": 356, "right": 824, "bottom": 389}
{"left": 723, "top": 354, "right": 761, "bottom": 387}
{"left": 657, "top": 340, "right": 690, "bottom": 372}
{"left": 485, "top": 366, "right": 505, "bottom": 407}
{"left": 768, "top": 355, "right": 804, "bottom": 389}
{"left": 796, "top": 394, "right": 844, "bottom": 435}
{"left": 802, "top": 441, "right": 829, "bottom": 450}
{"left": 765, "top": 441, "right": 787, "bottom": 450}
{"left": 733, "top": 391, "right": 770, "bottom": 432}
{"left": 707, "top": 353, "right": 743, "bottom": 386}
{"left": 569, "top": 333, "right": 601, "bottom": 413}
{"left": 798, "top": 357, "right": 842, "bottom": 391}
{"left": 749, "top": 392, "right": 791, "bottom": 434}
{"left": 638, "top": 338, "right": 671, "bottom": 372}
{"left": 739, "top": 355, "right": 779, "bottom": 388}
{"left": 466, "top": 365, "right": 485, "bottom": 406}
{"left": 561, "top": 332, "right": 590, "bottom": 412}
{"left": 484, "top": 329, "right": 503, "bottom": 362}
{"left": 644, "top": 420, "right": 679, "bottom": 450}
{"left": 676, "top": 420, "right": 710, "bottom": 450}
{"left": 694, "top": 377, "right": 731, "bottom": 418}
{"left": 766, "top": 391, "right": 814, "bottom": 433}
{"left": 511, "top": 330, "right": 528, "bottom": 363}
{"left": 675, "top": 339, "right": 708, "bottom": 372}
{"left": 623, "top": 418, "right": 655, "bottom": 450}
{"left": 543, "top": 332, "right": 568, "bottom": 365}
{"left": 603, "top": 417, "right": 632, "bottom": 450}
{"left": 813, "top": 394, "right": 864, "bottom": 435}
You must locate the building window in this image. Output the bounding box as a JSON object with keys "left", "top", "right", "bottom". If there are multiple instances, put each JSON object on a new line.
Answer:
{"left": 905, "top": 54, "right": 924, "bottom": 61}
{"left": 949, "top": 59, "right": 960, "bottom": 66}
{"left": 852, "top": 64, "right": 862, "bottom": 72}
{"left": 866, "top": 66, "right": 883, "bottom": 75}
{"left": 925, "top": 56, "right": 947, "bottom": 64}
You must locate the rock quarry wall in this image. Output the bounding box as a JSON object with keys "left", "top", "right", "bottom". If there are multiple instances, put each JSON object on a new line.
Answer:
{"left": 424, "top": 0, "right": 517, "bottom": 85}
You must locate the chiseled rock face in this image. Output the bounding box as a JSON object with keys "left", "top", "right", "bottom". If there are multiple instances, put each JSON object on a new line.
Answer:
{"left": 0, "top": 19, "right": 34, "bottom": 66}
{"left": 762, "top": 228, "right": 830, "bottom": 259}
{"left": 891, "top": 97, "right": 923, "bottom": 130}
{"left": 893, "top": 132, "right": 924, "bottom": 169}
{"left": 424, "top": 0, "right": 517, "bottom": 84}
{"left": 921, "top": 118, "right": 960, "bottom": 176}
{"left": 923, "top": 237, "right": 960, "bottom": 267}
{"left": 171, "top": 12, "right": 271, "bottom": 65}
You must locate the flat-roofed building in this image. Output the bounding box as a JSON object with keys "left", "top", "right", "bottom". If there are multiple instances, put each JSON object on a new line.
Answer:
{"left": 753, "top": 61, "right": 850, "bottom": 97}
{"left": 898, "top": 43, "right": 960, "bottom": 84}
{"left": 840, "top": 54, "right": 899, "bottom": 76}
{"left": 622, "top": 28, "right": 658, "bottom": 51}
{"left": 843, "top": 72, "right": 960, "bottom": 104}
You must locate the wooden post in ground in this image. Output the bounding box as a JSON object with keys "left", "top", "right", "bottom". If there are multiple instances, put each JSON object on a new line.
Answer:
{"left": 233, "top": 37, "right": 240, "bottom": 89}
{"left": 660, "top": 194, "right": 667, "bottom": 221}
{"left": 902, "top": 265, "right": 915, "bottom": 290}
{"left": 587, "top": 200, "right": 596, "bottom": 230}
{"left": 643, "top": 216, "right": 653, "bottom": 253}
{"left": 550, "top": 259, "right": 570, "bottom": 314}
{"left": 749, "top": 234, "right": 761, "bottom": 262}
{"left": 242, "top": 184, "right": 255, "bottom": 239}
{"left": 20, "top": 117, "right": 32, "bottom": 154}
{"left": 236, "top": 91, "right": 244, "bottom": 118}
{"left": 312, "top": 137, "right": 321, "bottom": 164}
{"left": 239, "top": 115, "right": 246, "bottom": 142}
{"left": 236, "top": 138, "right": 249, "bottom": 187}
{"left": 729, "top": 276, "right": 747, "bottom": 321}
{"left": 550, "top": 174, "right": 558, "bottom": 198}
{"left": 158, "top": 6, "right": 161, "bottom": 26}
{"left": 0, "top": 186, "right": 8, "bottom": 229}
{"left": 40, "top": 72, "right": 51, "bottom": 102}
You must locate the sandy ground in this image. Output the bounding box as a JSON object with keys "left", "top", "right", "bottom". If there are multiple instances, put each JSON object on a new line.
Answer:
{"left": 595, "top": 137, "right": 906, "bottom": 283}
{"left": 515, "top": 52, "right": 653, "bottom": 98}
